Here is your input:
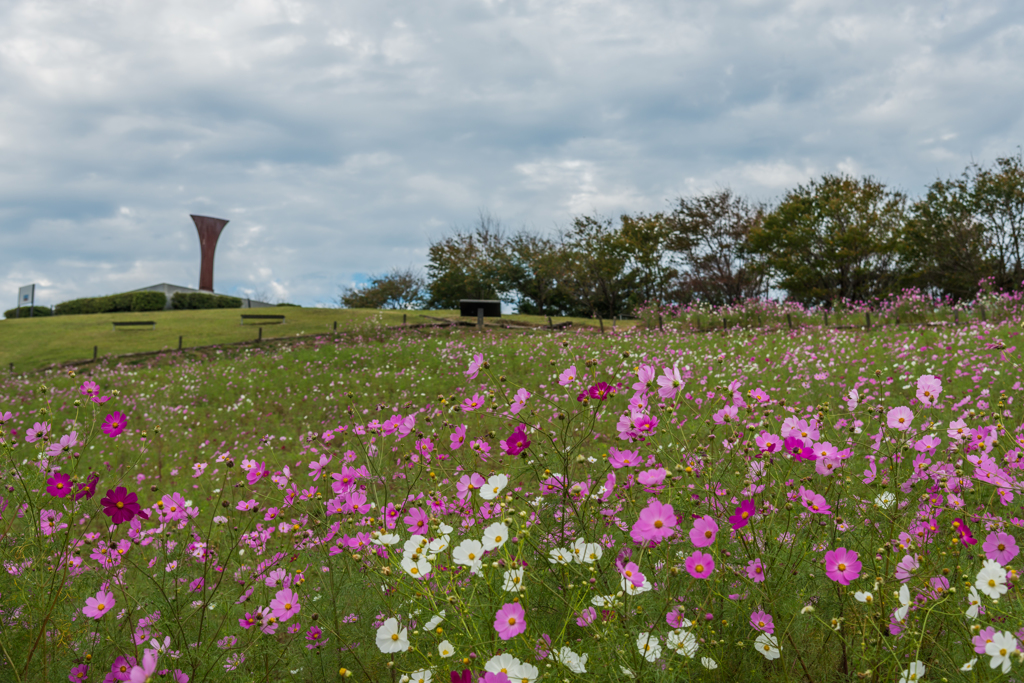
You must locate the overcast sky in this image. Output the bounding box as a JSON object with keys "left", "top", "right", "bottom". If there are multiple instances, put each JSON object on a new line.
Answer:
{"left": 1, "top": 0, "right": 1023, "bottom": 308}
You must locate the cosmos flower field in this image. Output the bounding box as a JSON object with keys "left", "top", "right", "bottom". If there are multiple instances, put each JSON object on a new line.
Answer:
{"left": 2, "top": 318, "right": 1023, "bottom": 682}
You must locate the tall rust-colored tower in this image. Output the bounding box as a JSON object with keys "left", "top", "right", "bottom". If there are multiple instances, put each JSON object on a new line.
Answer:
{"left": 191, "top": 215, "right": 229, "bottom": 292}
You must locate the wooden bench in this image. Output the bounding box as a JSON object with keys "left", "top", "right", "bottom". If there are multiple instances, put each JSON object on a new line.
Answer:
{"left": 240, "top": 314, "right": 285, "bottom": 325}
{"left": 112, "top": 321, "right": 156, "bottom": 331}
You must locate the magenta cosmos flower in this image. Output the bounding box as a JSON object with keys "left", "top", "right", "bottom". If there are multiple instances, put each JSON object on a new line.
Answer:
{"left": 886, "top": 406, "right": 913, "bottom": 431}
{"left": 951, "top": 518, "right": 978, "bottom": 546}
{"left": 46, "top": 473, "right": 73, "bottom": 498}
{"left": 983, "top": 531, "right": 1020, "bottom": 565}
{"left": 501, "top": 425, "right": 531, "bottom": 456}
{"left": 729, "top": 499, "right": 755, "bottom": 529}
{"left": 494, "top": 602, "right": 526, "bottom": 640}
{"left": 633, "top": 500, "right": 677, "bottom": 542}
{"left": 83, "top": 590, "right": 115, "bottom": 619}
{"left": 746, "top": 558, "right": 766, "bottom": 583}
{"left": 403, "top": 506, "right": 430, "bottom": 533}
{"left": 689, "top": 515, "right": 718, "bottom": 548}
{"left": 824, "top": 547, "right": 862, "bottom": 585}
{"left": 685, "top": 551, "right": 715, "bottom": 579}
{"left": 270, "top": 588, "right": 301, "bottom": 622}
{"left": 100, "top": 486, "right": 141, "bottom": 525}
{"left": 102, "top": 412, "right": 128, "bottom": 438}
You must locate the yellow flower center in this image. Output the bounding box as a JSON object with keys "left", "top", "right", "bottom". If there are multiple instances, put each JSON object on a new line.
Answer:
{"left": 653, "top": 520, "right": 663, "bottom": 529}
{"left": 391, "top": 634, "right": 399, "bottom": 641}
{"left": 695, "top": 564, "right": 704, "bottom": 573}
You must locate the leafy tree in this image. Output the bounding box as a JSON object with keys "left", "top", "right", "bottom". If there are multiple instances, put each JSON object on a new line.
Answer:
{"left": 901, "top": 177, "right": 992, "bottom": 300}
{"left": 339, "top": 267, "right": 426, "bottom": 309}
{"left": 663, "top": 189, "right": 766, "bottom": 305}
{"left": 747, "top": 174, "right": 906, "bottom": 306}
{"left": 559, "top": 215, "right": 636, "bottom": 318}
{"left": 491, "top": 231, "right": 569, "bottom": 315}
{"left": 425, "top": 215, "right": 504, "bottom": 309}
{"left": 619, "top": 212, "right": 677, "bottom": 306}
{"left": 969, "top": 151, "right": 1024, "bottom": 289}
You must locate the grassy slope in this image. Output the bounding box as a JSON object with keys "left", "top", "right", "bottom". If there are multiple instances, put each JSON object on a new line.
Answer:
{"left": 0, "top": 308, "right": 633, "bottom": 372}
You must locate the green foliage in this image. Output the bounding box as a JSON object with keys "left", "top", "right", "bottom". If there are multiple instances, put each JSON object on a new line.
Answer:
{"left": 3, "top": 305, "right": 51, "bottom": 318}
{"left": 747, "top": 174, "right": 906, "bottom": 306}
{"left": 559, "top": 215, "right": 638, "bottom": 318}
{"left": 170, "top": 292, "right": 242, "bottom": 310}
{"left": 339, "top": 267, "right": 426, "bottom": 309}
{"left": 425, "top": 214, "right": 504, "bottom": 309}
{"left": 54, "top": 291, "right": 167, "bottom": 315}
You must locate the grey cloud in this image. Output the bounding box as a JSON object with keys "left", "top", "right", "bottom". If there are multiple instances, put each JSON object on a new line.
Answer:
{"left": 1, "top": 0, "right": 1023, "bottom": 306}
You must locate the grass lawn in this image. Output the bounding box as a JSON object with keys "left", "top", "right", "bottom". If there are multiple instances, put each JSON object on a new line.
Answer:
{"left": 0, "top": 308, "right": 636, "bottom": 372}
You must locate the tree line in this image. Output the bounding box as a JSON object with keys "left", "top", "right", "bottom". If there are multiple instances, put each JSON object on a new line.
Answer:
{"left": 339, "top": 150, "right": 1024, "bottom": 315}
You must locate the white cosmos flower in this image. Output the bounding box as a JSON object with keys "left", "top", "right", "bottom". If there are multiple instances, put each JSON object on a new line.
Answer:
{"left": 754, "top": 633, "right": 781, "bottom": 660}
{"left": 437, "top": 640, "right": 454, "bottom": 658}
{"left": 701, "top": 657, "right": 718, "bottom": 670}
{"left": 452, "top": 539, "right": 484, "bottom": 574}
{"left": 622, "top": 577, "right": 652, "bottom": 595}
{"left": 894, "top": 585, "right": 911, "bottom": 622}
{"left": 424, "top": 611, "right": 445, "bottom": 631}
{"left": 976, "top": 559, "right": 1008, "bottom": 599}
{"left": 985, "top": 631, "right": 1017, "bottom": 674}
{"left": 572, "top": 538, "right": 603, "bottom": 564}
{"left": 874, "top": 492, "right": 895, "bottom": 509}
{"left": 428, "top": 535, "right": 450, "bottom": 553}
{"left": 485, "top": 653, "right": 522, "bottom": 675}
{"left": 553, "top": 647, "right": 587, "bottom": 674}
{"left": 966, "top": 587, "right": 982, "bottom": 619}
{"left": 478, "top": 474, "right": 508, "bottom": 500}
{"left": 591, "top": 595, "right": 616, "bottom": 608}
{"left": 510, "top": 662, "right": 539, "bottom": 683}
{"left": 373, "top": 533, "right": 400, "bottom": 547}
{"left": 636, "top": 633, "right": 662, "bottom": 662}
{"left": 408, "top": 670, "right": 432, "bottom": 683}
{"left": 482, "top": 522, "right": 509, "bottom": 551}
{"left": 666, "top": 629, "right": 698, "bottom": 657}
{"left": 503, "top": 568, "right": 525, "bottom": 592}
{"left": 375, "top": 618, "right": 409, "bottom": 653}
{"left": 898, "top": 660, "right": 925, "bottom": 683}
{"left": 960, "top": 658, "right": 977, "bottom": 671}
{"left": 854, "top": 591, "right": 873, "bottom": 604}
{"left": 438, "top": 522, "right": 453, "bottom": 534}
{"left": 403, "top": 535, "right": 428, "bottom": 555}
{"left": 548, "top": 548, "right": 572, "bottom": 565}
{"left": 400, "top": 556, "right": 431, "bottom": 579}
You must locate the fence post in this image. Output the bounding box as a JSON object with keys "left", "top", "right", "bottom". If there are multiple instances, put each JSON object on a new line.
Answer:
{"left": 980, "top": 305, "right": 987, "bottom": 322}
{"left": 786, "top": 314, "right": 792, "bottom": 330}
{"left": 178, "top": 335, "right": 182, "bottom": 351}
{"left": 93, "top": 346, "right": 97, "bottom": 361}
{"left": 598, "top": 316, "right": 604, "bottom": 334}
{"left": 333, "top": 321, "right": 337, "bottom": 332}
{"left": 258, "top": 327, "right": 262, "bottom": 342}
{"left": 955, "top": 310, "right": 960, "bottom": 325}
{"left": 896, "top": 315, "right": 900, "bottom": 326}
{"left": 823, "top": 311, "right": 828, "bottom": 326}
{"left": 723, "top": 317, "right": 727, "bottom": 330}
{"left": 477, "top": 308, "right": 484, "bottom": 330}
{"left": 612, "top": 318, "right": 616, "bottom": 332}
{"left": 865, "top": 312, "right": 871, "bottom": 330}
{"left": 403, "top": 314, "right": 407, "bottom": 326}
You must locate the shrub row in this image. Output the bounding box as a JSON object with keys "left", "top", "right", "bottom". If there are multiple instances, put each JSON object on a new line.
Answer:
{"left": 54, "top": 291, "right": 167, "bottom": 316}
{"left": 3, "top": 306, "right": 52, "bottom": 319}
{"left": 170, "top": 292, "right": 242, "bottom": 310}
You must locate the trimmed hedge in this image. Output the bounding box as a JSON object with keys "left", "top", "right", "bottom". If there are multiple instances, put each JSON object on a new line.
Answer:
{"left": 171, "top": 292, "right": 242, "bottom": 310}
{"left": 3, "top": 306, "right": 52, "bottom": 319}
{"left": 54, "top": 292, "right": 167, "bottom": 316}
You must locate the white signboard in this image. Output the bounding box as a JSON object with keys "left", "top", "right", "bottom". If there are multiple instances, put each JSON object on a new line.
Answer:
{"left": 17, "top": 284, "right": 35, "bottom": 317}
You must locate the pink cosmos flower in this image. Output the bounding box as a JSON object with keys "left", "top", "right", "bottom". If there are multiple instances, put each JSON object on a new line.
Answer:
{"left": 689, "top": 515, "right": 718, "bottom": 548}
{"left": 886, "top": 406, "right": 913, "bottom": 431}
{"left": 494, "top": 602, "right": 526, "bottom": 640}
{"left": 608, "top": 447, "right": 641, "bottom": 468}
{"left": 128, "top": 653, "right": 158, "bottom": 683}
{"left": 461, "top": 393, "right": 484, "bottom": 412}
{"left": 456, "top": 473, "right": 486, "bottom": 500}
{"left": 47, "top": 473, "right": 73, "bottom": 498}
{"left": 749, "top": 387, "right": 769, "bottom": 402}
{"left": 403, "top": 507, "right": 430, "bottom": 533}
{"left": 465, "top": 353, "right": 484, "bottom": 379}
{"left": 983, "top": 531, "right": 1020, "bottom": 565}
{"left": 83, "top": 590, "right": 115, "bottom": 619}
{"left": 632, "top": 500, "right": 677, "bottom": 542}
{"left": 785, "top": 436, "right": 814, "bottom": 461}
{"left": 916, "top": 374, "right": 942, "bottom": 406}
{"left": 684, "top": 551, "right": 715, "bottom": 579}
{"left": 576, "top": 607, "right": 597, "bottom": 626}
{"left": 100, "top": 487, "right": 141, "bottom": 525}
{"left": 951, "top": 518, "right": 977, "bottom": 546}
{"left": 750, "top": 610, "right": 774, "bottom": 634}
{"left": 729, "top": 499, "right": 755, "bottom": 529}
{"left": 501, "top": 425, "right": 530, "bottom": 456}
{"left": 637, "top": 468, "right": 667, "bottom": 488}
{"left": 102, "top": 412, "right": 128, "bottom": 438}
{"left": 824, "top": 547, "right": 861, "bottom": 585}
{"left": 656, "top": 366, "right": 684, "bottom": 399}
{"left": 798, "top": 486, "right": 831, "bottom": 515}
{"left": 25, "top": 421, "right": 50, "bottom": 443}
{"left": 450, "top": 425, "right": 467, "bottom": 450}
{"left": 755, "top": 432, "right": 782, "bottom": 453}
{"left": 270, "top": 588, "right": 301, "bottom": 622}
{"left": 634, "top": 414, "right": 658, "bottom": 436}
{"left": 620, "top": 561, "right": 645, "bottom": 588}
{"left": 588, "top": 382, "right": 613, "bottom": 400}
{"left": 746, "top": 558, "right": 766, "bottom": 583}
{"left": 69, "top": 664, "right": 88, "bottom": 681}
{"left": 48, "top": 431, "right": 80, "bottom": 457}
{"left": 558, "top": 365, "right": 577, "bottom": 386}
{"left": 509, "top": 388, "right": 531, "bottom": 415}
{"left": 308, "top": 454, "right": 331, "bottom": 481}
{"left": 712, "top": 405, "right": 739, "bottom": 424}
